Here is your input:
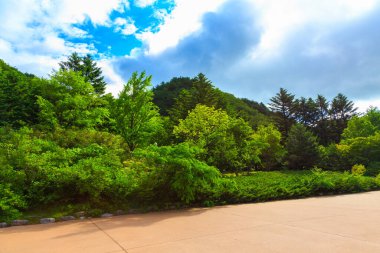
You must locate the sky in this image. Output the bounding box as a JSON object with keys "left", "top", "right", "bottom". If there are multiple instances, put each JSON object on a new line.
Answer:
{"left": 1, "top": 0, "right": 380, "bottom": 111}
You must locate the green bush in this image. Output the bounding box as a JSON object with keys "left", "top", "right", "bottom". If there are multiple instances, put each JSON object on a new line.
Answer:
{"left": 217, "top": 170, "right": 380, "bottom": 204}
{"left": 131, "top": 143, "right": 221, "bottom": 204}
{"left": 0, "top": 127, "right": 136, "bottom": 210}
{"left": 351, "top": 164, "right": 366, "bottom": 176}
{"left": 0, "top": 184, "right": 27, "bottom": 222}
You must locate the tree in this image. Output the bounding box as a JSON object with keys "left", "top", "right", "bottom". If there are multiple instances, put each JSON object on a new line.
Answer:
{"left": 269, "top": 88, "right": 296, "bottom": 137}
{"left": 59, "top": 53, "right": 107, "bottom": 95}
{"left": 253, "top": 124, "right": 286, "bottom": 170}
{"left": 342, "top": 107, "right": 380, "bottom": 139}
{"left": 113, "top": 72, "right": 163, "bottom": 151}
{"left": 314, "top": 95, "right": 330, "bottom": 145}
{"left": 286, "top": 124, "right": 320, "bottom": 169}
{"left": 329, "top": 93, "right": 357, "bottom": 142}
{"left": 294, "top": 97, "right": 319, "bottom": 127}
{"left": 153, "top": 77, "right": 193, "bottom": 116}
{"left": 173, "top": 105, "right": 262, "bottom": 172}
{"left": 169, "top": 73, "right": 221, "bottom": 123}
{"left": 37, "top": 70, "right": 109, "bottom": 129}
{"left": 0, "top": 60, "right": 42, "bottom": 127}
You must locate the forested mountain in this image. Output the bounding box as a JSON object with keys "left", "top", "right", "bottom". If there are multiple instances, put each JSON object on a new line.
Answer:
{"left": 153, "top": 73, "right": 273, "bottom": 128}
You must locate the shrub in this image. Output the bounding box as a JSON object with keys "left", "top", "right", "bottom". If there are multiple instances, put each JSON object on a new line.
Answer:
{"left": 351, "top": 164, "right": 366, "bottom": 176}
{"left": 0, "top": 184, "right": 27, "bottom": 221}
{"left": 131, "top": 143, "right": 221, "bottom": 204}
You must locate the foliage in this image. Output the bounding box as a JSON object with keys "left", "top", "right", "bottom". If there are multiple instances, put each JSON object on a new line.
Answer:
{"left": 131, "top": 143, "right": 221, "bottom": 204}
{"left": 220, "top": 170, "right": 380, "bottom": 204}
{"left": 37, "top": 70, "right": 109, "bottom": 129}
{"left": 169, "top": 73, "right": 222, "bottom": 123}
{"left": 351, "top": 164, "right": 366, "bottom": 176}
{"left": 341, "top": 133, "right": 380, "bottom": 167}
{"left": 0, "top": 58, "right": 378, "bottom": 222}
{"left": 153, "top": 77, "right": 194, "bottom": 116}
{"left": 113, "top": 71, "right": 163, "bottom": 151}
{"left": 0, "top": 60, "right": 43, "bottom": 127}
{"left": 59, "top": 53, "right": 107, "bottom": 94}
{"left": 0, "top": 127, "right": 135, "bottom": 209}
{"left": 253, "top": 124, "right": 286, "bottom": 170}
{"left": 269, "top": 88, "right": 296, "bottom": 137}
{"left": 342, "top": 107, "right": 380, "bottom": 139}
{"left": 286, "top": 124, "right": 320, "bottom": 169}
{"left": 173, "top": 105, "right": 263, "bottom": 172}
{"left": 0, "top": 184, "right": 27, "bottom": 221}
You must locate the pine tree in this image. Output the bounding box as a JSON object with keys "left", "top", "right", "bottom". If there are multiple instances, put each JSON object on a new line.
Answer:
{"left": 59, "top": 53, "right": 107, "bottom": 95}
{"left": 286, "top": 124, "right": 320, "bottom": 169}
{"left": 329, "top": 93, "right": 357, "bottom": 142}
{"left": 168, "top": 73, "right": 220, "bottom": 123}
{"left": 269, "top": 88, "right": 296, "bottom": 137}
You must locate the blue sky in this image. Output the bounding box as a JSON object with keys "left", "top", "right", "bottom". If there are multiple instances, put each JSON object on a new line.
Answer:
{"left": 1, "top": 0, "right": 380, "bottom": 111}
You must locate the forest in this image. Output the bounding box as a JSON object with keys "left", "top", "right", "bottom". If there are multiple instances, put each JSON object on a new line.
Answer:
{"left": 1, "top": 53, "right": 380, "bottom": 222}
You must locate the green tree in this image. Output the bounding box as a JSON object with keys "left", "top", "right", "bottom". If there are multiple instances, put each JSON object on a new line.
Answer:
{"left": 173, "top": 105, "right": 262, "bottom": 172}
{"left": 0, "top": 60, "right": 43, "bottom": 127}
{"left": 286, "top": 124, "right": 320, "bottom": 169}
{"left": 37, "top": 70, "right": 109, "bottom": 129}
{"left": 253, "top": 124, "right": 286, "bottom": 170}
{"left": 329, "top": 93, "right": 357, "bottom": 142}
{"left": 342, "top": 116, "right": 377, "bottom": 139}
{"left": 113, "top": 72, "right": 163, "bottom": 151}
{"left": 153, "top": 77, "right": 193, "bottom": 116}
{"left": 314, "top": 95, "right": 330, "bottom": 145}
{"left": 169, "top": 73, "right": 221, "bottom": 123}
{"left": 294, "top": 97, "right": 319, "bottom": 127}
{"left": 59, "top": 53, "right": 107, "bottom": 95}
{"left": 269, "top": 88, "right": 296, "bottom": 137}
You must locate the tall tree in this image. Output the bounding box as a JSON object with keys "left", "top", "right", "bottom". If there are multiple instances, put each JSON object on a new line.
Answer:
{"left": 294, "top": 97, "right": 319, "bottom": 127}
{"left": 269, "top": 88, "right": 296, "bottom": 137}
{"left": 152, "top": 77, "right": 193, "bottom": 116}
{"left": 0, "top": 60, "right": 42, "bottom": 127}
{"left": 169, "top": 73, "right": 221, "bottom": 123}
{"left": 173, "top": 105, "right": 263, "bottom": 172}
{"left": 314, "top": 95, "right": 330, "bottom": 145}
{"left": 37, "top": 70, "right": 109, "bottom": 129}
{"left": 329, "top": 93, "right": 357, "bottom": 142}
{"left": 59, "top": 53, "right": 107, "bottom": 95}
{"left": 342, "top": 107, "right": 380, "bottom": 139}
{"left": 113, "top": 72, "right": 162, "bottom": 151}
{"left": 286, "top": 124, "right": 320, "bottom": 169}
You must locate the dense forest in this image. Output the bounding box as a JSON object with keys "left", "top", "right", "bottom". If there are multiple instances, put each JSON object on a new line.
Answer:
{"left": 1, "top": 53, "right": 380, "bottom": 222}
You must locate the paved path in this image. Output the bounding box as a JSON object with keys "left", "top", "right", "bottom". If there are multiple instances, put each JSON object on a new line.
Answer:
{"left": 1, "top": 191, "right": 380, "bottom": 253}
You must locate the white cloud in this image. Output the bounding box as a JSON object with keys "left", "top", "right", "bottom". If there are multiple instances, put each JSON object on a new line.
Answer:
{"left": 114, "top": 17, "right": 138, "bottom": 36}
{"left": 0, "top": 0, "right": 130, "bottom": 76}
{"left": 249, "top": 0, "right": 378, "bottom": 61}
{"left": 136, "top": 0, "right": 229, "bottom": 55}
{"left": 355, "top": 98, "right": 380, "bottom": 113}
{"left": 135, "top": 0, "right": 377, "bottom": 57}
{"left": 134, "top": 0, "right": 156, "bottom": 8}
{"left": 98, "top": 58, "right": 126, "bottom": 95}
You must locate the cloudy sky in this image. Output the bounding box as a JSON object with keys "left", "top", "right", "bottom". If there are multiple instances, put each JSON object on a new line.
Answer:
{"left": 1, "top": 0, "right": 380, "bottom": 111}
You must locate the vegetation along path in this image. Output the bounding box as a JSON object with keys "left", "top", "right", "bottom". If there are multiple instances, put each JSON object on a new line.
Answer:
{"left": 1, "top": 191, "right": 380, "bottom": 253}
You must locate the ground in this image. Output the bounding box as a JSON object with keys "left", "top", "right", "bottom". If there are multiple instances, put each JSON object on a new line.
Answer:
{"left": 1, "top": 191, "right": 380, "bottom": 253}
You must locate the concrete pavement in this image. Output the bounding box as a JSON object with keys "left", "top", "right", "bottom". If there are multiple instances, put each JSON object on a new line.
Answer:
{"left": 1, "top": 191, "right": 380, "bottom": 253}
